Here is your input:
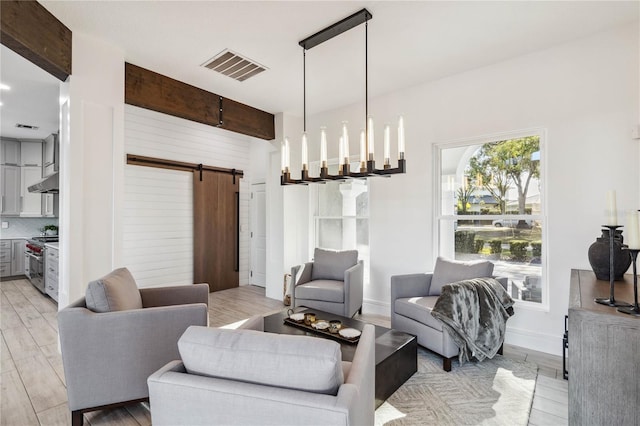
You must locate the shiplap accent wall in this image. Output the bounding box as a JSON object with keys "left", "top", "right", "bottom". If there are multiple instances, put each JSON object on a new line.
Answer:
{"left": 123, "top": 105, "right": 252, "bottom": 288}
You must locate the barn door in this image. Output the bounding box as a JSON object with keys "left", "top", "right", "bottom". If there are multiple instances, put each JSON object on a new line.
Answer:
{"left": 193, "top": 169, "right": 239, "bottom": 292}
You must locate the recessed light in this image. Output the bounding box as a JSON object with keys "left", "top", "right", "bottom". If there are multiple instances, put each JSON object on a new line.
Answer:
{"left": 0, "top": 84, "right": 10, "bottom": 91}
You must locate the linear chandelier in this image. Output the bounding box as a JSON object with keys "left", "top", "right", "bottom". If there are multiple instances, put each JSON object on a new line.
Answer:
{"left": 281, "top": 8, "right": 406, "bottom": 185}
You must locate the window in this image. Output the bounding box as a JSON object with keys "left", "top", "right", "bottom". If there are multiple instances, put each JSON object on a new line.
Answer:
{"left": 310, "top": 161, "right": 370, "bottom": 286}
{"left": 436, "top": 131, "right": 545, "bottom": 304}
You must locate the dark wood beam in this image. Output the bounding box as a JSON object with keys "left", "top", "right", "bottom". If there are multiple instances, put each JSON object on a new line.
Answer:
{"left": 125, "top": 63, "right": 275, "bottom": 141}
{"left": 0, "top": 0, "right": 72, "bottom": 81}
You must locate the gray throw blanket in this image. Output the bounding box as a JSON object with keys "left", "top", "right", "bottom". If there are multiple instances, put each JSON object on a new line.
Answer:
{"left": 431, "top": 277, "right": 514, "bottom": 364}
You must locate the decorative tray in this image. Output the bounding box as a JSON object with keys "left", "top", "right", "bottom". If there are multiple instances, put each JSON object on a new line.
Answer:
{"left": 283, "top": 317, "right": 360, "bottom": 344}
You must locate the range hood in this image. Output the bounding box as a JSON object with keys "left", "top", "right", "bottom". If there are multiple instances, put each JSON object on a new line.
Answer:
{"left": 28, "top": 172, "right": 59, "bottom": 194}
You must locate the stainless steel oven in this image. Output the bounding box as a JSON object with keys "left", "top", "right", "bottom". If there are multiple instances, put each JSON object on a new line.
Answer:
{"left": 25, "top": 236, "right": 57, "bottom": 294}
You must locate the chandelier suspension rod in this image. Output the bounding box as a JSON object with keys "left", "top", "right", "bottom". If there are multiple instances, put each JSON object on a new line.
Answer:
{"left": 303, "top": 49, "right": 306, "bottom": 133}
{"left": 365, "top": 19, "right": 368, "bottom": 155}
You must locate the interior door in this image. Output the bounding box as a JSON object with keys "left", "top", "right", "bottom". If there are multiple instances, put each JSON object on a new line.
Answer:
{"left": 250, "top": 183, "right": 266, "bottom": 287}
{"left": 193, "top": 169, "right": 239, "bottom": 292}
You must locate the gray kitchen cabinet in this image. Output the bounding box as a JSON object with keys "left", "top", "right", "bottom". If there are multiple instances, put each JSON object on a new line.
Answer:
{"left": 20, "top": 141, "right": 42, "bottom": 166}
{"left": 1, "top": 165, "right": 21, "bottom": 216}
{"left": 43, "top": 134, "right": 57, "bottom": 177}
{"left": 0, "top": 240, "right": 11, "bottom": 277}
{"left": 45, "top": 246, "right": 58, "bottom": 302}
{"left": 11, "top": 240, "right": 25, "bottom": 276}
{"left": 42, "top": 194, "right": 56, "bottom": 217}
{"left": 20, "top": 166, "right": 42, "bottom": 216}
{"left": 1, "top": 139, "right": 20, "bottom": 165}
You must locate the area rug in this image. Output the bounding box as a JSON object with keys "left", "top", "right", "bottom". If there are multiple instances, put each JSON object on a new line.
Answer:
{"left": 375, "top": 347, "right": 538, "bottom": 426}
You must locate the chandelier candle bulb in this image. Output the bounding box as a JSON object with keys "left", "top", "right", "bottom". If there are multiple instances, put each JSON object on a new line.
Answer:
{"left": 339, "top": 136, "right": 345, "bottom": 170}
{"left": 627, "top": 211, "right": 640, "bottom": 249}
{"left": 320, "top": 127, "right": 328, "bottom": 168}
{"left": 301, "top": 133, "right": 309, "bottom": 171}
{"left": 342, "top": 121, "right": 350, "bottom": 164}
{"left": 383, "top": 124, "right": 391, "bottom": 168}
{"left": 367, "top": 116, "right": 375, "bottom": 161}
{"left": 606, "top": 190, "right": 618, "bottom": 225}
{"left": 398, "top": 115, "right": 405, "bottom": 160}
{"left": 359, "top": 130, "right": 367, "bottom": 170}
{"left": 281, "top": 140, "right": 286, "bottom": 173}
{"left": 284, "top": 137, "right": 291, "bottom": 173}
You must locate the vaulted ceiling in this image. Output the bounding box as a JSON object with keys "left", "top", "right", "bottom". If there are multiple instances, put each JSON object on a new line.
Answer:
{"left": 1, "top": 1, "right": 638, "bottom": 139}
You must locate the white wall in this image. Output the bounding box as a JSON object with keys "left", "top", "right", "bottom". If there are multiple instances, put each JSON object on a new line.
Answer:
{"left": 59, "top": 32, "right": 125, "bottom": 308}
{"left": 123, "top": 105, "right": 253, "bottom": 287}
{"left": 296, "top": 23, "right": 639, "bottom": 355}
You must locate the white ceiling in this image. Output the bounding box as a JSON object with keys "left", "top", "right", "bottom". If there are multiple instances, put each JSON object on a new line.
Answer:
{"left": 1, "top": 1, "right": 638, "bottom": 140}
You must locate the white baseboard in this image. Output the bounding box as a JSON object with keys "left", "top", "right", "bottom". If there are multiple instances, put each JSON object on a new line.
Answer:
{"left": 505, "top": 325, "right": 563, "bottom": 357}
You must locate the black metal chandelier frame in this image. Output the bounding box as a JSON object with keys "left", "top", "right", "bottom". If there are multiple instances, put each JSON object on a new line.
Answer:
{"left": 281, "top": 8, "right": 406, "bottom": 185}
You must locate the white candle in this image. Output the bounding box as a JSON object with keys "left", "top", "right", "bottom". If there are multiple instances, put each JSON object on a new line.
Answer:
{"left": 627, "top": 211, "right": 640, "bottom": 249}
{"left": 341, "top": 121, "right": 350, "bottom": 165}
{"left": 281, "top": 140, "right": 286, "bottom": 172}
{"left": 606, "top": 190, "right": 618, "bottom": 225}
{"left": 338, "top": 136, "right": 344, "bottom": 167}
{"left": 383, "top": 124, "right": 390, "bottom": 166}
{"left": 283, "top": 137, "right": 290, "bottom": 172}
{"left": 397, "top": 115, "right": 405, "bottom": 159}
{"left": 301, "top": 133, "right": 308, "bottom": 171}
{"left": 367, "top": 116, "right": 374, "bottom": 160}
{"left": 320, "top": 127, "right": 327, "bottom": 168}
{"left": 359, "top": 130, "right": 366, "bottom": 167}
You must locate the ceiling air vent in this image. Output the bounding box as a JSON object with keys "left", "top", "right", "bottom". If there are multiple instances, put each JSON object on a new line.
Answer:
{"left": 202, "top": 49, "right": 267, "bottom": 82}
{"left": 16, "top": 123, "right": 39, "bottom": 130}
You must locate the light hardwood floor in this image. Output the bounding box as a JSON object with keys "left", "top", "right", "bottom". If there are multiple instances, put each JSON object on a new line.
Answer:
{"left": 1, "top": 279, "right": 568, "bottom": 425}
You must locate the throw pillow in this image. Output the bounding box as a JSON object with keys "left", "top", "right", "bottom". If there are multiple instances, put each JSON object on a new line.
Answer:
{"left": 311, "top": 248, "right": 358, "bottom": 281}
{"left": 429, "top": 257, "right": 494, "bottom": 296}
{"left": 85, "top": 267, "right": 143, "bottom": 312}
{"left": 179, "top": 326, "right": 344, "bottom": 395}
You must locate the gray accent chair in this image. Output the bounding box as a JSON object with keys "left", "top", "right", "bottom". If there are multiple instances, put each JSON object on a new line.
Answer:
{"left": 390, "top": 257, "right": 506, "bottom": 371}
{"left": 291, "top": 248, "right": 364, "bottom": 318}
{"left": 148, "top": 320, "right": 376, "bottom": 426}
{"left": 58, "top": 268, "right": 209, "bottom": 426}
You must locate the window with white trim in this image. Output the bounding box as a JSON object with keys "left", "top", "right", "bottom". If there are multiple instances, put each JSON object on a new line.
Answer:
{"left": 436, "top": 130, "right": 545, "bottom": 304}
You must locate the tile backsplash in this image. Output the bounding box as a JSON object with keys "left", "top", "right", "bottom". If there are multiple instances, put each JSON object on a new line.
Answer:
{"left": 0, "top": 217, "right": 60, "bottom": 239}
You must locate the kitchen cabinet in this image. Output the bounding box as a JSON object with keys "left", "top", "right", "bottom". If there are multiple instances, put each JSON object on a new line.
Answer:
{"left": 45, "top": 246, "right": 58, "bottom": 302}
{"left": 11, "top": 240, "right": 25, "bottom": 275}
{"left": 1, "top": 139, "right": 20, "bottom": 165}
{"left": 1, "top": 165, "right": 21, "bottom": 216}
{"left": 0, "top": 240, "right": 25, "bottom": 277}
{"left": 42, "top": 194, "right": 56, "bottom": 217}
{"left": 20, "top": 166, "right": 42, "bottom": 216}
{"left": 20, "top": 141, "right": 42, "bottom": 166}
{"left": 43, "top": 134, "right": 57, "bottom": 177}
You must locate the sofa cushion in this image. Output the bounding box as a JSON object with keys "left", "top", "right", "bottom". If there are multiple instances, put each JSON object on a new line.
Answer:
{"left": 311, "top": 248, "right": 358, "bottom": 281}
{"left": 85, "top": 267, "right": 142, "bottom": 313}
{"left": 394, "top": 296, "right": 443, "bottom": 331}
{"left": 295, "top": 280, "right": 344, "bottom": 303}
{"left": 179, "top": 326, "right": 344, "bottom": 395}
{"left": 429, "top": 257, "right": 494, "bottom": 296}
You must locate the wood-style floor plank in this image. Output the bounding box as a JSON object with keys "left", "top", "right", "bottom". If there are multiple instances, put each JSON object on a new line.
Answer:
{"left": 84, "top": 407, "right": 140, "bottom": 426}
{"left": 1, "top": 369, "right": 39, "bottom": 426}
{"left": 2, "top": 324, "right": 41, "bottom": 361}
{"left": 1, "top": 304, "right": 23, "bottom": 330}
{"left": 25, "top": 318, "right": 58, "bottom": 347}
{"left": 14, "top": 353, "right": 67, "bottom": 413}
{"left": 528, "top": 407, "right": 568, "bottom": 426}
{"left": 36, "top": 402, "right": 71, "bottom": 426}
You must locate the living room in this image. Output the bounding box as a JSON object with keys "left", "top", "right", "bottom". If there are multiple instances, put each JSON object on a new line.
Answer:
{"left": 1, "top": 1, "right": 639, "bottom": 425}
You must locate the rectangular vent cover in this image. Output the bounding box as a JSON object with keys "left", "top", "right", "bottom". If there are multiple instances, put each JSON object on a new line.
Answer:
{"left": 16, "top": 123, "right": 39, "bottom": 130}
{"left": 202, "top": 49, "right": 267, "bottom": 82}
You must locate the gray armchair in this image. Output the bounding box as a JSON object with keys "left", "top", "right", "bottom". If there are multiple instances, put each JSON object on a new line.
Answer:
{"left": 148, "top": 321, "right": 376, "bottom": 426}
{"left": 390, "top": 257, "right": 506, "bottom": 371}
{"left": 291, "top": 248, "right": 364, "bottom": 318}
{"left": 58, "top": 268, "right": 209, "bottom": 426}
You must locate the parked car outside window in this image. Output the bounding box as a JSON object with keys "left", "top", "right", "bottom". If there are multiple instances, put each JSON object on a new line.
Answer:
{"left": 491, "top": 218, "right": 532, "bottom": 228}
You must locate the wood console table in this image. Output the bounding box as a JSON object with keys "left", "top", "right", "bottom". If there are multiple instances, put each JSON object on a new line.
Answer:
{"left": 568, "top": 269, "right": 639, "bottom": 425}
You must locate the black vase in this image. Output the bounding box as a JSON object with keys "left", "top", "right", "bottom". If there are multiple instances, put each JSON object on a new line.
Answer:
{"left": 588, "top": 229, "right": 631, "bottom": 281}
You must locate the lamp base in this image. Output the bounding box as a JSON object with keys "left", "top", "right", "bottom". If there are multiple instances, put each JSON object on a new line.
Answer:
{"left": 595, "top": 297, "right": 633, "bottom": 307}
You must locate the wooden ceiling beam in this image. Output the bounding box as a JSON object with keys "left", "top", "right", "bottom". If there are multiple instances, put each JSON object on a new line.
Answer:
{"left": 125, "top": 63, "right": 275, "bottom": 141}
{"left": 0, "top": 0, "right": 72, "bottom": 82}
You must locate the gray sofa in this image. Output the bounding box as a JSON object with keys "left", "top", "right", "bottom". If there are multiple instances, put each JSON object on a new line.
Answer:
{"left": 391, "top": 257, "right": 506, "bottom": 371}
{"left": 148, "top": 318, "right": 376, "bottom": 426}
{"left": 58, "top": 268, "right": 209, "bottom": 426}
{"left": 291, "top": 248, "right": 364, "bottom": 318}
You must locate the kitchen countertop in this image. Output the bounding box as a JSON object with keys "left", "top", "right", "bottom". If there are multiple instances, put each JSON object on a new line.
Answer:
{"left": 0, "top": 236, "right": 32, "bottom": 240}
{"left": 45, "top": 242, "right": 59, "bottom": 250}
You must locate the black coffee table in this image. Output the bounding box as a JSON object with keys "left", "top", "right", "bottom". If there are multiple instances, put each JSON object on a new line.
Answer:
{"left": 263, "top": 308, "right": 417, "bottom": 408}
